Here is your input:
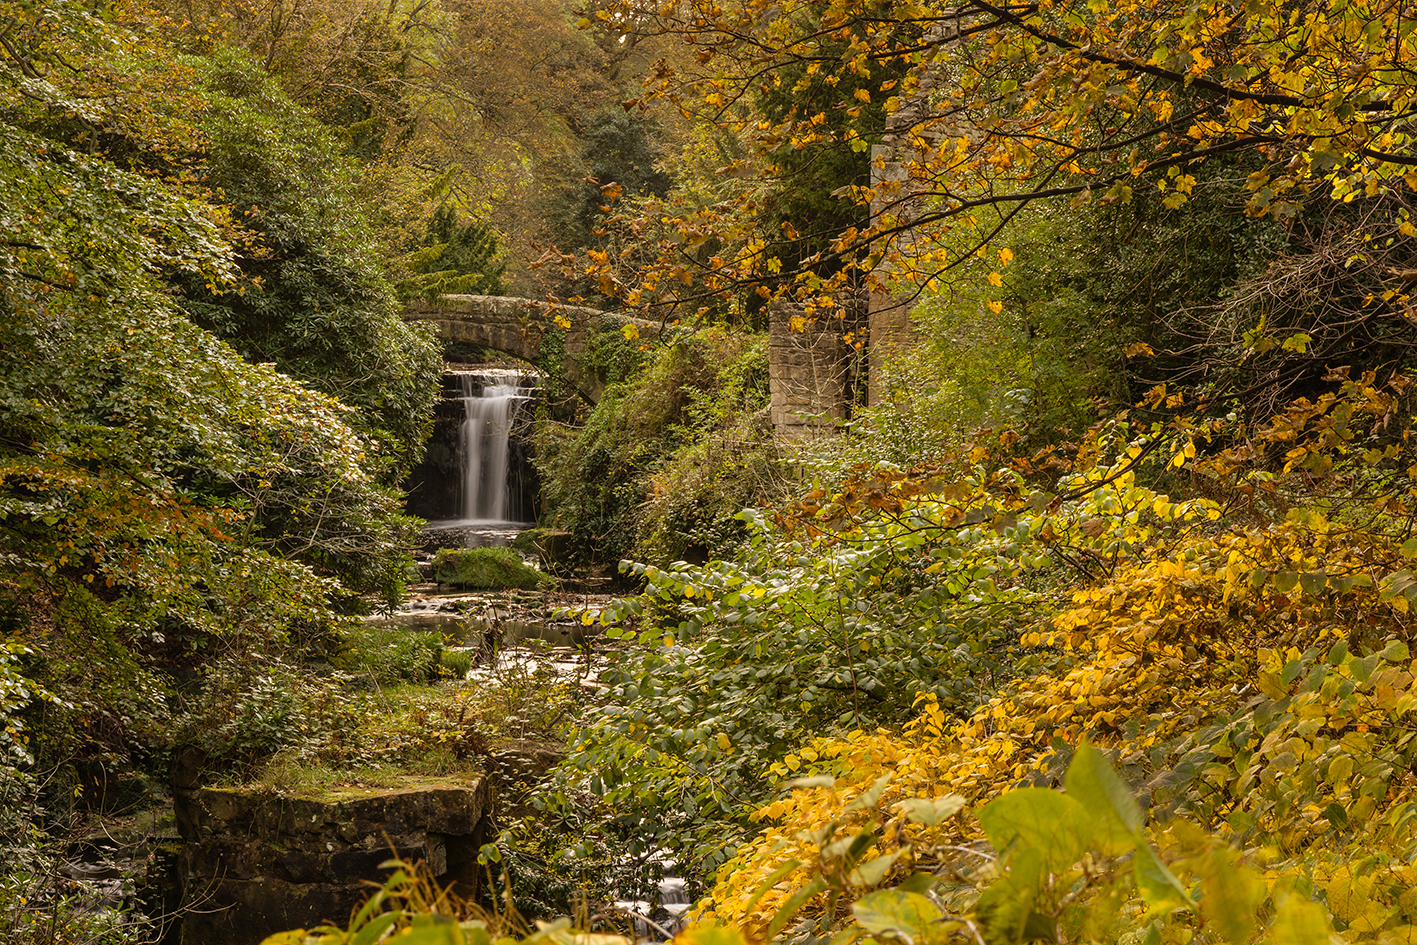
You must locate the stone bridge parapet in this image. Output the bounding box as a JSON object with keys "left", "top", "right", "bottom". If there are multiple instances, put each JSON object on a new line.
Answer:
{"left": 403, "top": 295, "right": 662, "bottom": 403}
{"left": 406, "top": 294, "right": 867, "bottom": 436}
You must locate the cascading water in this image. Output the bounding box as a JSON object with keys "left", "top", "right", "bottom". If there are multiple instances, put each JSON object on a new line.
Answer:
{"left": 405, "top": 368, "right": 537, "bottom": 542}
{"left": 457, "top": 374, "right": 526, "bottom": 521}
{"left": 454, "top": 371, "right": 531, "bottom": 524}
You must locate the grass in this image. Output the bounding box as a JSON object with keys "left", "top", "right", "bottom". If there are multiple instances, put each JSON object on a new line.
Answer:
{"left": 238, "top": 654, "right": 580, "bottom": 794}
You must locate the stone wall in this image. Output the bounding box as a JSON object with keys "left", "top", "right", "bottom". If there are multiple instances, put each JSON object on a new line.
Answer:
{"left": 767, "top": 298, "right": 868, "bottom": 439}
{"left": 403, "top": 295, "right": 662, "bottom": 403}
{"left": 174, "top": 775, "right": 492, "bottom": 945}
{"left": 408, "top": 294, "right": 874, "bottom": 438}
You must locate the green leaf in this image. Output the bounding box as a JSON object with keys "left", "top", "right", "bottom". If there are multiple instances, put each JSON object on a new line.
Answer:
{"left": 1132, "top": 843, "right": 1192, "bottom": 913}
{"left": 978, "top": 788, "right": 1091, "bottom": 872}
{"left": 1382, "top": 639, "right": 1411, "bottom": 662}
{"left": 1064, "top": 740, "right": 1141, "bottom": 852}
{"left": 352, "top": 913, "right": 404, "bottom": 945}
{"left": 895, "top": 873, "right": 937, "bottom": 893}
{"left": 1327, "top": 755, "right": 1354, "bottom": 784}
{"left": 850, "top": 849, "right": 906, "bottom": 886}
{"left": 898, "top": 795, "right": 966, "bottom": 826}
{"left": 974, "top": 846, "right": 1044, "bottom": 944}
{"left": 852, "top": 889, "right": 942, "bottom": 941}
{"left": 386, "top": 927, "right": 462, "bottom": 945}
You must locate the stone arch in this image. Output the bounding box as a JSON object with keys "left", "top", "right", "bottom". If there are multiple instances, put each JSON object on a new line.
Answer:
{"left": 403, "top": 295, "right": 661, "bottom": 403}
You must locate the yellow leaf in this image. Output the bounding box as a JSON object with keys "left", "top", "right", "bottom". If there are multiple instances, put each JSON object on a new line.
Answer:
{"left": 987, "top": 271, "right": 1003, "bottom": 287}
{"left": 987, "top": 300, "right": 1004, "bottom": 314}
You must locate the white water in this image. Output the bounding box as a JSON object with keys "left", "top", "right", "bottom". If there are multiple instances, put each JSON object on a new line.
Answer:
{"left": 456, "top": 373, "right": 529, "bottom": 522}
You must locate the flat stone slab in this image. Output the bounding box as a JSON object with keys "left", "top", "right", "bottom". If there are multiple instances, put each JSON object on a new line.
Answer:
{"left": 175, "top": 774, "right": 492, "bottom": 945}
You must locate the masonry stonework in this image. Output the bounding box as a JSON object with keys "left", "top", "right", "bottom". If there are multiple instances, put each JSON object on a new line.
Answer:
{"left": 767, "top": 298, "right": 868, "bottom": 439}
{"left": 406, "top": 294, "right": 868, "bottom": 438}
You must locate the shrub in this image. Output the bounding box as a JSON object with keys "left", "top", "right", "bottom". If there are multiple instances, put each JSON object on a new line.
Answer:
{"left": 333, "top": 624, "right": 446, "bottom": 685}
{"left": 533, "top": 327, "right": 774, "bottom": 568}
{"left": 438, "top": 648, "right": 473, "bottom": 679}
{"left": 432, "top": 548, "right": 552, "bottom": 590}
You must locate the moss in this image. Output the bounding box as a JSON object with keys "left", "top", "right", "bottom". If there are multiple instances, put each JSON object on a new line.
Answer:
{"left": 236, "top": 763, "right": 485, "bottom": 799}
{"left": 431, "top": 547, "right": 552, "bottom": 590}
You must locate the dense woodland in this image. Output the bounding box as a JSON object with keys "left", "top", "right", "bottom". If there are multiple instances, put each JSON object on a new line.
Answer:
{"left": 8, "top": 0, "right": 1417, "bottom": 942}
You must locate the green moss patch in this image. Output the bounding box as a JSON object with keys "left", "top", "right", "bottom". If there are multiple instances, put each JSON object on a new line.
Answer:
{"left": 432, "top": 547, "right": 552, "bottom": 590}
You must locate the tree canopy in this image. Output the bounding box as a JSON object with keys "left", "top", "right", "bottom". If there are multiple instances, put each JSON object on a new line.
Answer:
{"left": 0, "top": 0, "right": 435, "bottom": 817}
{"left": 577, "top": 0, "right": 1417, "bottom": 321}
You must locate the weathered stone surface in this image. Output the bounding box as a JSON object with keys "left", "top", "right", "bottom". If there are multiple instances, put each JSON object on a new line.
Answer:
{"left": 175, "top": 775, "right": 492, "bottom": 945}
{"left": 403, "top": 296, "right": 662, "bottom": 403}
{"left": 767, "top": 298, "right": 867, "bottom": 439}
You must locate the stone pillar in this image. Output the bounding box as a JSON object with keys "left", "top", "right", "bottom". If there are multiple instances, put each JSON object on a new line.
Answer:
{"left": 865, "top": 29, "right": 961, "bottom": 405}
{"left": 768, "top": 297, "right": 867, "bottom": 438}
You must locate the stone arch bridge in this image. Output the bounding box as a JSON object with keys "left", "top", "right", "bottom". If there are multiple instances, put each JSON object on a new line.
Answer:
{"left": 403, "top": 294, "right": 868, "bottom": 438}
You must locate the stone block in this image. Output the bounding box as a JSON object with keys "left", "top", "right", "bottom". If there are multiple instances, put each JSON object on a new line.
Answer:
{"left": 175, "top": 775, "right": 492, "bottom": 945}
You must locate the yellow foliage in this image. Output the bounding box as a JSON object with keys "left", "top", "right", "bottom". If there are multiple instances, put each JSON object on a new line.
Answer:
{"left": 704, "top": 495, "right": 1417, "bottom": 940}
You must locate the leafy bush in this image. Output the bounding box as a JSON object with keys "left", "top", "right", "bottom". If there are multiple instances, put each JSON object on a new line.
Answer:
{"left": 0, "top": 865, "right": 156, "bottom": 945}
{"left": 534, "top": 327, "right": 775, "bottom": 567}
{"left": 548, "top": 460, "right": 1068, "bottom": 882}
{"left": 175, "top": 48, "right": 443, "bottom": 485}
{"left": 439, "top": 648, "right": 473, "bottom": 679}
{"left": 432, "top": 548, "right": 552, "bottom": 591}
{"left": 332, "top": 624, "right": 447, "bottom": 686}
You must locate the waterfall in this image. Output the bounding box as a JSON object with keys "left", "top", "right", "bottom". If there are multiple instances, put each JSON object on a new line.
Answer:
{"left": 457, "top": 373, "right": 530, "bottom": 522}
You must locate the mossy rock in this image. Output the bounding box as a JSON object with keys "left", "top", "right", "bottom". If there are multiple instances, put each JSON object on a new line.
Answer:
{"left": 510, "top": 527, "right": 575, "bottom": 570}
{"left": 432, "top": 547, "right": 553, "bottom": 590}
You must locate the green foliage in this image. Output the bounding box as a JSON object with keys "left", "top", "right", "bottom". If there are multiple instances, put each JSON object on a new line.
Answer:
{"left": 862, "top": 164, "right": 1286, "bottom": 465}
{"left": 550, "top": 462, "right": 1058, "bottom": 881}
{"left": 0, "top": 865, "right": 156, "bottom": 945}
{"left": 0, "top": 1, "right": 416, "bottom": 656}
{"left": 332, "top": 624, "right": 449, "bottom": 686}
{"left": 0, "top": 8, "right": 452, "bottom": 879}
{"left": 534, "top": 327, "right": 775, "bottom": 567}
{"left": 480, "top": 808, "right": 665, "bottom": 922}
{"left": 582, "top": 316, "right": 651, "bottom": 390}
{"left": 193, "top": 643, "right": 577, "bottom": 783}
{"left": 439, "top": 647, "right": 474, "bottom": 679}
{"left": 557, "top": 108, "right": 672, "bottom": 259}
{"left": 397, "top": 204, "right": 507, "bottom": 301}
{"left": 635, "top": 417, "right": 785, "bottom": 564}
{"left": 173, "top": 47, "right": 442, "bottom": 483}
{"left": 432, "top": 548, "right": 552, "bottom": 591}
